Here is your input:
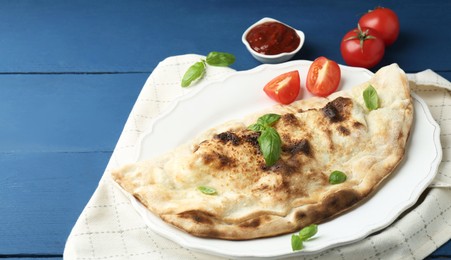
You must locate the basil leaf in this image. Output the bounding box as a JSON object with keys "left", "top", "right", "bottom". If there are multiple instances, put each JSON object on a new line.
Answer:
{"left": 248, "top": 123, "right": 265, "bottom": 132}
{"left": 329, "top": 170, "right": 347, "bottom": 184}
{"left": 291, "top": 234, "right": 303, "bottom": 251}
{"left": 248, "top": 114, "right": 282, "bottom": 166}
{"left": 363, "top": 84, "right": 379, "bottom": 110}
{"left": 257, "top": 113, "right": 281, "bottom": 127}
{"left": 292, "top": 224, "right": 318, "bottom": 251}
{"left": 299, "top": 224, "right": 318, "bottom": 241}
{"left": 206, "top": 52, "right": 236, "bottom": 67}
{"left": 197, "top": 185, "right": 217, "bottom": 195}
{"left": 181, "top": 61, "right": 206, "bottom": 87}
{"left": 258, "top": 127, "right": 281, "bottom": 166}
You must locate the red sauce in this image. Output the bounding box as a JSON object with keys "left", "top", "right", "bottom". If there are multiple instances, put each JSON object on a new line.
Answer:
{"left": 246, "top": 21, "right": 300, "bottom": 55}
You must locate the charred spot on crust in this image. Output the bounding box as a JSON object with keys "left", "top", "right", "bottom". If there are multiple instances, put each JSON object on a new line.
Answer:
{"left": 295, "top": 211, "right": 307, "bottom": 222}
{"left": 260, "top": 163, "right": 269, "bottom": 171}
{"left": 353, "top": 121, "right": 364, "bottom": 128}
{"left": 294, "top": 189, "right": 361, "bottom": 225}
{"left": 323, "top": 189, "right": 361, "bottom": 212}
{"left": 215, "top": 131, "right": 241, "bottom": 146}
{"left": 243, "top": 131, "right": 260, "bottom": 148}
{"left": 202, "top": 153, "right": 215, "bottom": 164}
{"left": 239, "top": 217, "right": 261, "bottom": 228}
{"left": 215, "top": 131, "right": 261, "bottom": 149}
{"left": 218, "top": 153, "right": 234, "bottom": 167}
{"left": 178, "top": 210, "right": 214, "bottom": 225}
{"left": 283, "top": 139, "right": 312, "bottom": 157}
{"left": 337, "top": 125, "right": 350, "bottom": 136}
{"left": 322, "top": 103, "right": 340, "bottom": 122}
{"left": 271, "top": 162, "right": 298, "bottom": 175}
{"left": 281, "top": 113, "right": 299, "bottom": 127}
{"left": 322, "top": 97, "right": 352, "bottom": 123}
{"left": 202, "top": 151, "right": 236, "bottom": 168}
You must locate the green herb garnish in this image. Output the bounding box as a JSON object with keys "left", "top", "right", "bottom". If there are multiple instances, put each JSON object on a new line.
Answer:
{"left": 329, "top": 170, "right": 347, "bottom": 184}
{"left": 197, "top": 185, "right": 217, "bottom": 195}
{"left": 181, "top": 51, "right": 235, "bottom": 87}
{"left": 248, "top": 114, "right": 282, "bottom": 166}
{"left": 258, "top": 127, "right": 282, "bottom": 166}
{"left": 291, "top": 224, "right": 318, "bottom": 251}
{"left": 363, "top": 84, "right": 379, "bottom": 110}
{"left": 181, "top": 61, "right": 206, "bottom": 87}
{"left": 298, "top": 223, "right": 318, "bottom": 240}
{"left": 257, "top": 113, "right": 282, "bottom": 126}
{"left": 248, "top": 123, "right": 266, "bottom": 132}
{"left": 205, "top": 51, "right": 236, "bottom": 67}
{"left": 291, "top": 234, "right": 303, "bottom": 251}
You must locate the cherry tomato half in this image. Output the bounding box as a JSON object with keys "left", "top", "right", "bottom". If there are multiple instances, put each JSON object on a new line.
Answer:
{"left": 306, "top": 57, "right": 341, "bottom": 97}
{"left": 263, "top": 70, "right": 300, "bottom": 104}
{"left": 340, "top": 25, "right": 385, "bottom": 69}
{"left": 359, "top": 7, "right": 400, "bottom": 46}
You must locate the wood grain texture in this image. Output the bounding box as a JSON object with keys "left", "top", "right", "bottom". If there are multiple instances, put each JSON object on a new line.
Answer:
{"left": 0, "top": 152, "right": 109, "bottom": 254}
{"left": 0, "top": 74, "right": 145, "bottom": 153}
{"left": 0, "top": 74, "right": 144, "bottom": 255}
{"left": 0, "top": 0, "right": 449, "bottom": 258}
{"left": 2, "top": 258, "right": 62, "bottom": 260}
{"left": 0, "top": 0, "right": 448, "bottom": 73}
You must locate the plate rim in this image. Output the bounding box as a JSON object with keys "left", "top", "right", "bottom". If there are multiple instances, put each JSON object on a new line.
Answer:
{"left": 122, "top": 60, "right": 442, "bottom": 259}
{"left": 134, "top": 60, "right": 374, "bottom": 162}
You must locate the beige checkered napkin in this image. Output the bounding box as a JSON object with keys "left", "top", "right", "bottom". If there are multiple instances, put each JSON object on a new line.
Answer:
{"left": 64, "top": 55, "right": 451, "bottom": 260}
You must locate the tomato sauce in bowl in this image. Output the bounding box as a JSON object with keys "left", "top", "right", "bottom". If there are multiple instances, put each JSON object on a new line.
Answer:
{"left": 242, "top": 17, "right": 305, "bottom": 64}
{"left": 245, "top": 21, "right": 300, "bottom": 55}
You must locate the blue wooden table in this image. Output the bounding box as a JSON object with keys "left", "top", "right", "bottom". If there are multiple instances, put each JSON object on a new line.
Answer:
{"left": 0, "top": 1, "right": 449, "bottom": 259}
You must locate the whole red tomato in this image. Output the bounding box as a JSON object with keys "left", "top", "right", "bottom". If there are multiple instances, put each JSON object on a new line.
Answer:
{"left": 340, "top": 25, "right": 385, "bottom": 69}
{"left": 358, "top": 7, "right": 400, "bottom": 46}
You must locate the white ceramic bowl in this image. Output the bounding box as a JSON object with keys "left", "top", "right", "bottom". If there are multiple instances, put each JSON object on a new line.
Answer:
{"left": 242, "top": 17, "right": 305, "bottom": 64}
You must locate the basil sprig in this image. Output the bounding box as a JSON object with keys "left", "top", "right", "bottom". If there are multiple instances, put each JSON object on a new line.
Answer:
{"left": 248, "top": 114, "right": 282, "bottom": 166}
{"left": 363, "top": 84, "right": 379, "bottom": 110}
{"left": 291, "top": 224, "right": 318, "bottom": 251}
{"left": 181, "top": 51, "right": 235, "bottom": 87}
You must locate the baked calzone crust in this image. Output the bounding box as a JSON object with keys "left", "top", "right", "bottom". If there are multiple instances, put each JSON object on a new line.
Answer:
{"left": 112, "top": 63, "right": 413, "bottom": 240}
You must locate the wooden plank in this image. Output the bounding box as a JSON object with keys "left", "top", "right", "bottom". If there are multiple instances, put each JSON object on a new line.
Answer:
{"left": 0, "top": 73, "right": 146, "bottom": 153}
{"left": 0, "top": 1, "right": 448, "bottom": 73}
{"left": 0, "top": 1, "right": 449, "bottom": 258}
{"left": 2, "top": 258, "right": 62, "bottom": 260}
{"left": 431, "top": 240, "right": 451, "bottom": 257}
{"left": 0, "top": 152, "right": 109, "bottom": 254}
{"left": 0, "top": 73, "right": 145, "bottom": 254}
{"left": 436, "top": 71, "right": 451, "bottom": 82}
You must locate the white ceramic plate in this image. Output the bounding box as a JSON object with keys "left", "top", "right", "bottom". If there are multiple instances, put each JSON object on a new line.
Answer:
{"left": 130, "top": 60, "right": 441, "bottom": 259}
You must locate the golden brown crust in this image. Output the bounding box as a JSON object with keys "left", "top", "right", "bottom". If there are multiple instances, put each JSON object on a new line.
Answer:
{"left": 111, "top": 63, "right": 413, "bottom": 240}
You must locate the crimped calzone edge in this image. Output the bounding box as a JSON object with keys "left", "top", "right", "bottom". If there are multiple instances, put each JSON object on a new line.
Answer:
{"left": 111, "top": 63, "right": 413, "bottom": 240}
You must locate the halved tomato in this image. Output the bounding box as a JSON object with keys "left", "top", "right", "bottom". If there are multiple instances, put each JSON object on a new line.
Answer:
{"left": 263, "top": 70, "right": 300, "bottom": 105}
{"left": 306, "top": 57, "right": 341, "bottom": 97}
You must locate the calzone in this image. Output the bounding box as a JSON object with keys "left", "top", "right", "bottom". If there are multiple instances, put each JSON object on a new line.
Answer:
{"left": 111, "top": 63, "right": 413, "bottom": 240}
